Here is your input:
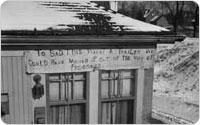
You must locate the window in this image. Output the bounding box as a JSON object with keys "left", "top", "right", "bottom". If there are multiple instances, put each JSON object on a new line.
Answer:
{"left": 34, "top": 107, "right": 45, "bottom": 124}
{"left": 1, "top": 93, "right": 9, "bottom": 116}
{"left": 99, "top": 70, "right": 136, "bottom": 124}
{"left": 47, "top": 72, "right": 88, "bottom": 124}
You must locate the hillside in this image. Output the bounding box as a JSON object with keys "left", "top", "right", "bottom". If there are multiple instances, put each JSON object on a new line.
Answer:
{"left": 153, "top": 38, "right": 199, "bottom": 123}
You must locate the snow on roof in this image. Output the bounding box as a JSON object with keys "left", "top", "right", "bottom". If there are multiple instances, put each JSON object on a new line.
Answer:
{"left": 1, "top": 1, "right": 169, "bottom": 35}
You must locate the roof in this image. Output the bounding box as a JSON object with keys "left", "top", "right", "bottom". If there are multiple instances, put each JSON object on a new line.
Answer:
{"left": 150, "top": 15, "right": 161, "bottom": 22}
{"left": 1, "top": 1, "right": 186, "bottom": 50}
{"left": 1, "top": 1, "right": 171, "bottom": 35}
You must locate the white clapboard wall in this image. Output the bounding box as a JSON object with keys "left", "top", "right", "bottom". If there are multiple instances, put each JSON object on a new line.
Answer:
{"left": 1, "top": 52, "right": 33, "bottom": 124}
{"left": 1, "top": 51, "right": 154, "bottom": 124}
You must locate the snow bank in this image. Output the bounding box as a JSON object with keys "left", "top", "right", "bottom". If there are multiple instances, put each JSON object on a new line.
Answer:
{"left": 154, "top": 38, "right": 199, "bottom": 104}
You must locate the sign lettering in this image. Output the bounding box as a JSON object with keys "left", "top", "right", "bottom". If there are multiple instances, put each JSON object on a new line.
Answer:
{"left": 25, "top": 49, "right": 156, "bottom": 73}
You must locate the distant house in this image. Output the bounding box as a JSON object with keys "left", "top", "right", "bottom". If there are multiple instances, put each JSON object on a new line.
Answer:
{"left": 144, "top": 9, "right": 169, "bottom": 27}
{"left": 150, "top": 15, "right": 169, "bottom": 27}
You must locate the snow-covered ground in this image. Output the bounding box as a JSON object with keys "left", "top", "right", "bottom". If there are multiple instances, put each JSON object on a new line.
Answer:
{"left": 153, "top": 38, "right": 199, "bottom": 123}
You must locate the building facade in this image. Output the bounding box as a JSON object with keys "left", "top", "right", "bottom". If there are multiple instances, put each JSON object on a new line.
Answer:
{"left": 1, "top": 1, "right": 185, "bottom": 124}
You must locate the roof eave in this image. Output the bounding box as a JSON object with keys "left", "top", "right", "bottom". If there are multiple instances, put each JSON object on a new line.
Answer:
{"left": 1, "top": 34, "right": 185, "bottom": 49}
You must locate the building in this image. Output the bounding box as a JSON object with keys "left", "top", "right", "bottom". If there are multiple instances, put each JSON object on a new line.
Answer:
{"left": 1, "top": 1, "right": 185, "bottom": 124}
{"left": 144, "top": 9, "right": 169, "bottom": 27}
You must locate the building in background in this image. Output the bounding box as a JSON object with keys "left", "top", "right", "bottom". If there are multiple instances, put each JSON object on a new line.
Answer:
{"left": 1, "top": 1, "right": 185, "bottom": 124}
{"left": 144, "top": 9, "right": 169, "bottom": 27}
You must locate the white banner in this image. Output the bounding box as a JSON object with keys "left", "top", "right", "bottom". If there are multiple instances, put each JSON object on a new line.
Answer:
{"left": 25, "top": 49, "right": 156, "bottom": 73}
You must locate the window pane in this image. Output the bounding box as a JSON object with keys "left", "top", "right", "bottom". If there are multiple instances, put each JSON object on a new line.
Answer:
{"left": 101, "top": 71, "right": 109, "bottom": 79}
{"left": 50, "top": 106, "right": 68, "bottom": 124}
{"left": 1, "top": 94, "right": 9, "bottom": 115}
{"left": 63, "top": 73, "right": 73, "bottom": 80}
{"left": 121, "top": 79, "right": 132, "bottom": 97}
{"left": 50, "top": 106, "right": 59, "bottom": 124}
{"left": 50, "top": 106, "right": 70, "bottom": 124}
{"left": 110, "top": 71, "right": 118, "bottom": 78}
{"left": 34, "top": 107, "right": 45, "bottom": 124}
{"left": 49, "top": 74, "right": 60, "bottom": 80}
{"left": 101, "top": 80, "right": 118, "bottom": 98}
{"left": 101, "top": 80, "right": 109, "bottom": 98}
{"left": 70, "top": 104, "right": 86, "bottom": 124}
{"left": 50, "top": 104, "right": 86, "bottom": 124}
{"left": 118, "top": 100, "right": 134, "bottom": 124}
{"left": 67, "top": 74, "right": 73, "bottom": 79}
{"left": 101, "top": 102, "right": 117, "bottom": 124}
{"left": 121, "top": 70, "right": 132, "bottom": 78}
{"left": 74, "top": 73, "right": 85, "bottom": 80}
{"left": 114, "top": 72, "right": 118, "bottom": 77}
{"left": 61, "top": 74, "right": 66, "bottom": 80}
{"left": 73, "top": 81, "right": 85, "bottom": 99}
{"left": 49, "top": 82, "right": 59, "bottom": 101}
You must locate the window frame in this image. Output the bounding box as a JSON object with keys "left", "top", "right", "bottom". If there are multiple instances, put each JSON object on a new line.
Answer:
{"left": 46, "top": 72, "right": 89, "bottom": 124}
{"left": 98, "top": 69, "right": 137, "bottom": 124}
{"left": 1, "top": 93, "right": 9, "bottom": 115}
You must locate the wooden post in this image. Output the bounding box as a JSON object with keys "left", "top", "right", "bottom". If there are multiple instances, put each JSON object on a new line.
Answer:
{"left": 135, "top": 68, "right": 154, "bottom": 124}
{"left": 143, "top": 68, "right": 154, "bottom": 123}
{"left": 135, "top": 68, "right": 145, "bottom": 123}
{"left": 89, "top": 70, "right": 99, "bottom": 123}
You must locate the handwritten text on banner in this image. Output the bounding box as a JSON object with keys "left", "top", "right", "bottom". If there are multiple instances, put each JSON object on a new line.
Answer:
{"left": 25, "top": 49, "right": 156, "bottom": 73}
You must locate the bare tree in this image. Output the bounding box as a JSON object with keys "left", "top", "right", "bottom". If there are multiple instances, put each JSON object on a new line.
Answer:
{"left": 162, "top": 1, "right": 185, "bottom": 32}
{"left": 193, "top": 4, "right": 199, "bottom": 37}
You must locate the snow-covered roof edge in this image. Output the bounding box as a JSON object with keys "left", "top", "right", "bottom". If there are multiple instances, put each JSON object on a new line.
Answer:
{"left": 1, "top": 1, "right": 172, "bottom": 35}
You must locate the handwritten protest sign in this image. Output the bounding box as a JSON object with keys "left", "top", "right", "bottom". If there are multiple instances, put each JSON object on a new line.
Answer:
{"left": 25, "top": 49, "right": 156, "bottom": 73}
